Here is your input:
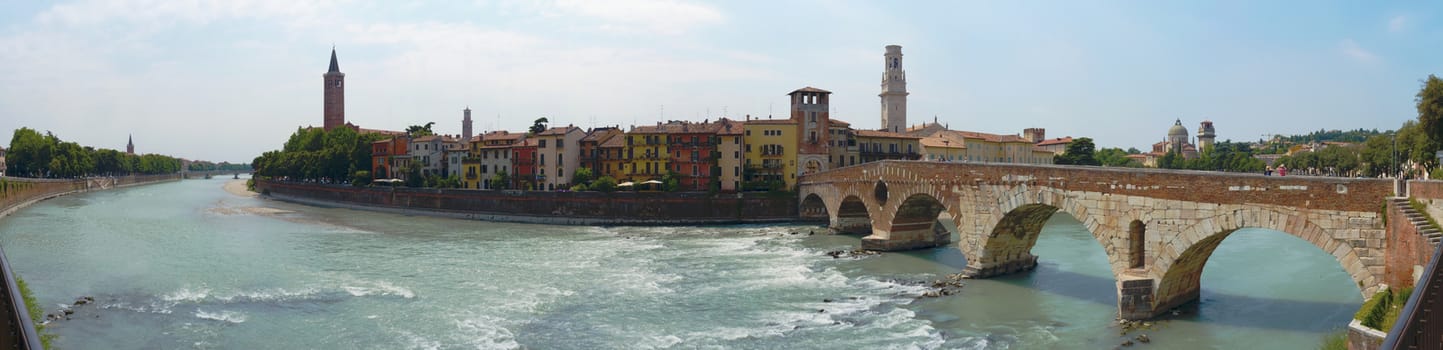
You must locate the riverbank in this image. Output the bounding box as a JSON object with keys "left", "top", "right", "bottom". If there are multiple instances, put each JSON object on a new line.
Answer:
{"left": 255, "top": 179, "right": 802, "bottom": 226}
{"left": 222, "top": 179, "right": 255, "bottom": 198}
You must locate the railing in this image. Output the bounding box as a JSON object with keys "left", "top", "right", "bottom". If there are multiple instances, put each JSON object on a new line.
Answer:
{"left": 0, "top": 244, "right": 41, "bottom": 349}
{"left": 1382, "top": 241, "right": 1443, "bottom": 349}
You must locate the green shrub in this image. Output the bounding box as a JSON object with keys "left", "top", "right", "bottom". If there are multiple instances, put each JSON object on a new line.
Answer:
{"left": 1356, "top": 289, "right": 1392, "bottom": 329}
{"left": 1317, "top": 329, "right": 1347, "bottom": 350}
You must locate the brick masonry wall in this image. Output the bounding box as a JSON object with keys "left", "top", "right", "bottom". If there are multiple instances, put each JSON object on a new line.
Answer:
{"left": 1385, "top": 199, "right": 1429, "bottom": 288}
{"left": 256, "top": 180, "right": 799, "bottom": 225}
{"left": 1408, "top": 179, "right": 1443, "bottom": 200}
{"left": 0, "top": 174, "right": 180, "bottom": 218}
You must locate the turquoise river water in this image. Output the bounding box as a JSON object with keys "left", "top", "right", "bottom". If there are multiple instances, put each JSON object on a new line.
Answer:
{"left": 0, "top": 178, "right": 1361, "bottom": 349}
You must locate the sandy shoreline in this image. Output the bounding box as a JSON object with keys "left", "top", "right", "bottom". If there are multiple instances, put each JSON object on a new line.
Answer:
{"left": 223, "top": 179, "right": 256, "bottom": 198}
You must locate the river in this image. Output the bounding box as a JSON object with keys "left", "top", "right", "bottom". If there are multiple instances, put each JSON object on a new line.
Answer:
{"left": 0, "top": 178, "right": 1360, "bottom": 349}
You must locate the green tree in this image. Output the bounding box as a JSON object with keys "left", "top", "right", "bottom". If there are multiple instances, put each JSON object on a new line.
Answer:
{"left": 592, "top": 175, "right": 617, "bottom": 192}
{"left": 489, "top": 169, "right": 510, "bottom": 190}
{"left": 529, "top": 117, "right": 549, "bottom": 135}
{"left": 404, "top": 161, "right": 424, "bottom": 187}
{"left": 1157, "top": 151, "right": 1180, "bottom": 169}
{"left": 1056, "top": 137, "right": 1100, "bottom": 166}
{"left": 351, "top": 170, "right": 372, "bottom": 187}
{"left": 1095, "top": 147, "right": 1141, "bottom": 167}
{"left": 406, "top": 122, "right": 436, "bottom": 138}
{"left": 1415, "top": 74, "right": 1443, "bottom": 163}
{"left": 572, "top": 167, "right": 595, "bottom": 187}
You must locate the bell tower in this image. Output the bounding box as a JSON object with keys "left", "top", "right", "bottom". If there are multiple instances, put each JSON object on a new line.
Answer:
{"left": 879, "top": 45, "right": 908, "bottom": 133}
{"left": 323, "top": 47, "right": 346, "bottom": 131}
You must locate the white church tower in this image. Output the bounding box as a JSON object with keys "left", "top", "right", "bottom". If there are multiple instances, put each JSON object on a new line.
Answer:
{"left": 879, "top": 45, "right": 908, "bottom": 133}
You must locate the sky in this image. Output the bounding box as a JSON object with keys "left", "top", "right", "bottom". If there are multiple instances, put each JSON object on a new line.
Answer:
{"left": 1, "top": 1, "right": 1440, "bottom": 162}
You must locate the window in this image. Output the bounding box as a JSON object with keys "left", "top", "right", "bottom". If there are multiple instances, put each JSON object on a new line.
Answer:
{"left": 539, "top": 140, "right": 547, "bottom": 148}
{"left": 691, "top": 165, "right": 698, "bottom": 176}
{"left": 745, "top": 130, "right": 751, "bottom": 136}
{"left": 540, "top": 154, "right": 545, "bottom": 166}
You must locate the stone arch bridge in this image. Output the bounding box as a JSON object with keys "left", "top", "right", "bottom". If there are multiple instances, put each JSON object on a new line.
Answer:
{"left": 798, "top": 160, "right": 1393, "bottom": 319}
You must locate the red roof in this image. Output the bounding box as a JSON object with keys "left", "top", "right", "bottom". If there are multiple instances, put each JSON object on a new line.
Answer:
{"left": 1036, "top": 137, "right": 1073, "bottom": 146}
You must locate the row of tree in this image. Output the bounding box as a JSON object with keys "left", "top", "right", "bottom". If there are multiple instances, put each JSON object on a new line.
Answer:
{"left": 6, "top": 128, "right": 182, "bottom": 178}
{"left": 251, "top": 127, "right": 388, "bottom": 184}
{"left": 1272, "top": 75, "right": 1443, "bottom": 178}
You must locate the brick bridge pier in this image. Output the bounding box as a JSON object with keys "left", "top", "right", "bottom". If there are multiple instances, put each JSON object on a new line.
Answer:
{"left": 798, "top": 161, "right": 1393, "bottom": 319}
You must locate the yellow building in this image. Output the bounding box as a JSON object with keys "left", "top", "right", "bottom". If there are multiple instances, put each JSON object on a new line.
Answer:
{"left": 598, "top": 133, "right": 628, "bottom": 181}
{"left": 853, "top": 130, "right": 922, "bottom": 163}
{"left": 909, "top": 122, "right": 1054, "bottom": 165}
{"left": 920, "top": 136, "right": 967, "bottom": 162}
{"left": 625, "top": 123, "right": 671, "bottom": 182}
{"left": 461, "top": 136, "right": 483, "bottom": 189}
{"left": 743, "top": 118, "right": 798, "bottom": 190}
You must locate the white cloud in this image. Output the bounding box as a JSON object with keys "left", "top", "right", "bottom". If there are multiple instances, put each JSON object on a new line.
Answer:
{"left": 551, "top": 0, "right": 724, "bottom": 35}
{"left": 1388, "top": 15, "right": 1408, "bottom": 33}
{"left": 1338, "top": 39, "right": 1378, "bottom": 63}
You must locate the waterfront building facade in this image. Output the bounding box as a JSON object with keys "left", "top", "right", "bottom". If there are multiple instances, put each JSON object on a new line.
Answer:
{"left": 790, "top": 87, "right": 833, "bottom": 177}
{"left": 716, "top": 118, "right": 745, "bottom": 192}
{"left": 579, "top": 127, "right": 623, "bottom": 176}
{"left": 665, "top": 121, "right": 721, "bottom": 191}
{"left": 478, "top": 131, "right": 523, "bottom": 189}
{"left": 854, "top": 130, "right": 922, "bottom": 163}
{"left": 511, "top": 139, "right": 538, "bottom": 190}
{"left": 598, "top": 134, "right": 627, "bottom": 181}
{"left": 535, "top": 126, "right": 584, "bottom": 191}
{"left": 408, "top": 135, "right": 447, "bottom": 177}
{"left": 743, "top": 118, "right": 798, "bottom": 190}
{"left": 827, "top": 120, "right": 859, "bottom": 169}
{"left": 920, "top": 136, "right": 966, "bottom": 162}
{"left": 370, "top": 137, "right": 410, "bottom": 180}
{"left": 625, "top": 123, "right": 671, "bottom": 182}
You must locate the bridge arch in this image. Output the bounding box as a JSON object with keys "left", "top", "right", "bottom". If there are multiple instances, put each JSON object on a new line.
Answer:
{"left": 800, "top": 193, "right": 827, "bottom": 222}
{"left": 861, "top": 191, "right": 951, "bottom": 251}
{"left": 832, "top": 195, "right": 873, "bottom": 234}
{"left": 1148, "top": 207, "right": 1379, "bottom": 316}
{"left": 961, "top": 186, "right": 1130, "bottom": 280}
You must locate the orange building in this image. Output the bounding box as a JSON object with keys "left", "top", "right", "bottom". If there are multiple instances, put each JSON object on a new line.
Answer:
{"left": 370, "top": 137, "right": 410, "bottom": 180}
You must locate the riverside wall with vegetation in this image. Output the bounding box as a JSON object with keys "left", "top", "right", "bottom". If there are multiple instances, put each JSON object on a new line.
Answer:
{"left": 0, "top": 175, "right": 182, "bottom": 218}
{"left": 255, "top": 179, "right": 800, "bottom": 225}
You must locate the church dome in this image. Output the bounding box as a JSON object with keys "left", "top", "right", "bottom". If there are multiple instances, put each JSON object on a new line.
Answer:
{"left": 1168, "top": 119, "right": 1188, "bottom": 138}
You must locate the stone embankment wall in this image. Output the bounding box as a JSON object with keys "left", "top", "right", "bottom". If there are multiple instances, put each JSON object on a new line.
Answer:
{"left": 0, "top": 174, "right": 181, "bottom": 218}
{"left": 255, "top": 180, "right": 799, "bottom": 225}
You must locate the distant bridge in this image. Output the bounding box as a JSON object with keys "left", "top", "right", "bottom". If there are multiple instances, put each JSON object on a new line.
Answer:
{"left": 182, "top": 170, "right": 250, "bottom": 179}
{"left": 798, "top": 161, "right": 1393, "bottom": 319}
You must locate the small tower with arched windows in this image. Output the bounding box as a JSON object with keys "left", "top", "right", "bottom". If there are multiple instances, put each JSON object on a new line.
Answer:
{"left": 880, "top": 45, "right": 908, "bottom": 133}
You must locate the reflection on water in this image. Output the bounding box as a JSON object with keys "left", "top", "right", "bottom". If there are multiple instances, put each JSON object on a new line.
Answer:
{"left": 0, "top": 179, "right": 1360, "bottom": 349}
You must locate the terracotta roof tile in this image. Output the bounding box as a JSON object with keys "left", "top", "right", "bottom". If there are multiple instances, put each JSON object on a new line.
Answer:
{"left": 1035, "top": 137, "right": 1073, "bottom": 146}
{"left": 854, "top": 129, "right": 922, "bottom": 139}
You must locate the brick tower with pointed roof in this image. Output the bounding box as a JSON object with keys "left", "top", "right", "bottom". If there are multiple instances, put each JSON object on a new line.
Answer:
{"left": 323, "top": 48, "right": 346, "bottom": 131}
